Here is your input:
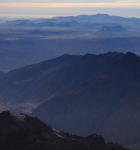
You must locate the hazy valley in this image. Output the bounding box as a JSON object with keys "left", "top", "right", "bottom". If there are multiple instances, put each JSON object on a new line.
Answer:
{"left": 0, "top": 14, "right": 140, "bottom": 150}
{"left": 0, "top": 14, "right": 140, "bottom": 71}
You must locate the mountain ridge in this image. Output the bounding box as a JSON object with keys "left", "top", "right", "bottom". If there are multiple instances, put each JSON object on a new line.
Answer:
{"left": 0, "top": 111, "right": 129, "bottom": 150}
{"left": 0, "top": 52, "right": 123, "bottom": 105}
{"left": 32, "top": 52, "right": 140, "bottom": 147}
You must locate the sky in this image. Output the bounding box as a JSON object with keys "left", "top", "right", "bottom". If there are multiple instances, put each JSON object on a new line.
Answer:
{"left": 0, "top": 0, "right": 139, "bottom": 2}
{"left": 0, "top": 0, "right": 140, "bottom": 20}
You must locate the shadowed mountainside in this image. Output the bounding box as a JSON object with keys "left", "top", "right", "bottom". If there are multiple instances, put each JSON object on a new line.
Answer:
{"left": 32, "top": 52, "right": 140, "bottom": 147}
{"left": 0, "top": 52, "right": 123, "bottom": 104}
{"left": 0, "top": 40, "right": 54, "bottom": 60}
{"left": 1, "top": 37, "right": 140, "bottom": 57}
{"left": 34, "top": 37, "right": 140, "bottom": 56}
{"left": 0, "top": 111, "right": 129, "bottom": 150}
{"left": 96, "top": 25, "right": 134, "bottom": 37}
{"left": 0, "top": 54, "right": 81, "bottom": 104}
{"left": 0, "top": 52, "right": 139, "bottom": 147}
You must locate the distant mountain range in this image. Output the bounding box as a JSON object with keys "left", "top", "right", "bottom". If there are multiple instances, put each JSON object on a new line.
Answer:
{"left": 2, "top": 14, "right": 140, "bottom": 30}
{"left": 0, "top": 14, "right": 140, "bottom": 62}
{"left": 1, "top": 37, "right": 140, "bottom": 59}
{"left": 0, "top": 47, "right": 43, "bottom": 72}
{"left": 0, "top": 111, "right": 129, "bottom": 150}
{"left": 0, "top": 40, "right": 54, "bottom": 60}
{"left": 1, "top": 14, "right": 140, "bottom": 38}
{"left": 96, "top": 25, "right": 135, "bottom": 37}
{"left": 36, "top": 37, "right": 140, "bottom": 56}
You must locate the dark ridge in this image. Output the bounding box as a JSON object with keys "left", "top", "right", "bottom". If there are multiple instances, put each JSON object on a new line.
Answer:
{"left": 100, "top": 25, "right": 127, "bottom": 32}
{"left": 125, "top": 51, "right": 138, "bottom": 57}
{"left": 0, "top": 111, "right": 129, "bottom": 150}
{"left": 1, "top": 111, "right": 11, "bottom": 116}
{"left": 0, "top": 52, "right": 123, "bottom": 104}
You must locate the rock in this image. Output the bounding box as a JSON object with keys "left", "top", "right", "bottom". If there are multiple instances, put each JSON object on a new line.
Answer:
{"left": 0, "top": 111, "right": 129, "bottom": 150}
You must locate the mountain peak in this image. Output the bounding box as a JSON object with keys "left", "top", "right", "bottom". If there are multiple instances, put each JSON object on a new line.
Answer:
{"left": 97, "top": 13, "right": 109, "bottom": 15}
{"left": 126, "top": 51, "right": 138, "bottom": 57}
{"left": 1, "top": 111, "right": 11, "bottom": 116}
{"left": 124, "top": 52, "right": 139, "bottom": 62}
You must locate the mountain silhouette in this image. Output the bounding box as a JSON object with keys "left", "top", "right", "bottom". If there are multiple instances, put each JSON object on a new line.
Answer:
{"left": 0, "top": 111, "right": 129, "bottom": 150}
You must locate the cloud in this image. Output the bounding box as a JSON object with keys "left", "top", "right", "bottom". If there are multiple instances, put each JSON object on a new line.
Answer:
{"left": 0, "top": 0, "right": 118, "bottom": 3}
{"left": 0, "top": 2, "right": 140, "bottom": 8}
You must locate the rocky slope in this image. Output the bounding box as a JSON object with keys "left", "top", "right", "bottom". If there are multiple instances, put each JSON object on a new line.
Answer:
{"left": 0, "top": 111, "right": 129, "bottom": 150}
{"left": 32, "top": 52, "right": 140, "bottom": 147}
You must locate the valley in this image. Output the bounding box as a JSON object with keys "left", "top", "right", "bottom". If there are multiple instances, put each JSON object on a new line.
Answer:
{"left": 0, "top": 51, "right": 140, "bottom": 147}
{"left": 0, "top": 14, "right": 140, "bottom": 150}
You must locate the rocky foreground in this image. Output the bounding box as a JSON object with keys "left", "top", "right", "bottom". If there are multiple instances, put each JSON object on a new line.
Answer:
{"left": 0, "top": 111, "right": 129, "bottom": 150}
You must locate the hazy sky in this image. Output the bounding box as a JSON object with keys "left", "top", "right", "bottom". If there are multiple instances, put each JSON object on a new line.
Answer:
{"left": 0, "top": 0, "right": 140, "bottom": 2}
{"left": 0, "top": 0, "right": 140, "bottom": 19}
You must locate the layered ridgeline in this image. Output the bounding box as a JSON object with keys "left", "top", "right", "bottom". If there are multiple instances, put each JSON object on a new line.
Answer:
{"left": 0, "top": 111, "right": 129, "bottom": 150}
{"left": 0, "top": 37, "right": 140, "bottom": 57}
{"left": 0, "top": 52, "right": 140, "bottom": 147}
{"left": 32, "top": 52, "right": 140, "bottom": 147}
{"left": 3, "top": 14, "right": 140, "bottom": 33}
{"left": 1, "top": 14, "right": 140, "bottom": 58}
